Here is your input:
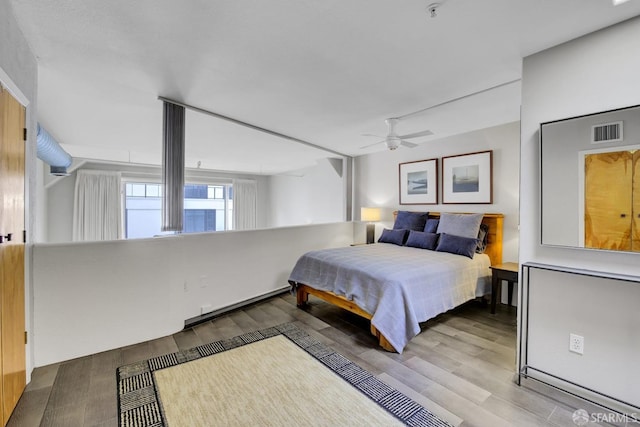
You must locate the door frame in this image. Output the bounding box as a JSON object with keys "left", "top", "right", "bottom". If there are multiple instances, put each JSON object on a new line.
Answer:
{"left": 0, "top": 69, "right": 28, "bottom": 107}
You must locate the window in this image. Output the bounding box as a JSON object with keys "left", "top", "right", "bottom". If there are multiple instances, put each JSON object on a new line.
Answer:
{"left": 124, "top": 182, "right": 233, "bottom": 238}
{"left": 208, "top": 185, "right": 225, "bottom": 199}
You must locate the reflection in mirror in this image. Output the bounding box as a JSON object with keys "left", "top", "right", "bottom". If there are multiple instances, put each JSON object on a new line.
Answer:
{"left": 541, "top": 104, "right": 640, "bottom": 252}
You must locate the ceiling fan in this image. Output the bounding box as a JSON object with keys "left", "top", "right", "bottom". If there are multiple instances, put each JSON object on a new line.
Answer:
{"left": 360, "top": 118, "right": 433, "bottom": 151}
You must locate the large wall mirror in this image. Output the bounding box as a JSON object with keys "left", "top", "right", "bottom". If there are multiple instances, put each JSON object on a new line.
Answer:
{"left": 541, "top": 104, "right": 640, "bottom": 252}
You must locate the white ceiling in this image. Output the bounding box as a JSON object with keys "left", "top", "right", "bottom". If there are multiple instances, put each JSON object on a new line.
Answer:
{"left": 10, "top": 0, "right": 640, "bottom": 174}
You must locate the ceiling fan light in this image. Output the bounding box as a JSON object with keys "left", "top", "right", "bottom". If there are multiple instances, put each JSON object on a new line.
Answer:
{"left": 386, "top": 137, "right": 401, "bottom": 150}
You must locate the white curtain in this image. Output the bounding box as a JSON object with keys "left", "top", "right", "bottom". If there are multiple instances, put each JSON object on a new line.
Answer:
{"left": 233, "top": 179, "right": 257, "bottom": 230}
{"left": 73, "top": 170, "right": 122, "bottom": 241}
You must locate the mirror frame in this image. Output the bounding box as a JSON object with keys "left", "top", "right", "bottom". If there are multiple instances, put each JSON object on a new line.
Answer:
{"left": 540, "top": 103, "right": 640, "bottom": 252}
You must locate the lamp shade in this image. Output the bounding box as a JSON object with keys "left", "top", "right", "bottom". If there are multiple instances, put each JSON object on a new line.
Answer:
{"left": 361, "top": 207, "right": 381, "bottom": 222}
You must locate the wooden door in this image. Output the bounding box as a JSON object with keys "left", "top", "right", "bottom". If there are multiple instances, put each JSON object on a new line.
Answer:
{"left": 633, "top": 151, "right": 640, "bottom": 251}
{"left": 584, "top": 151, "right": 633, "bottom": 251}
{"left": 0, "top": 85, "right": 26, "bottom": 425}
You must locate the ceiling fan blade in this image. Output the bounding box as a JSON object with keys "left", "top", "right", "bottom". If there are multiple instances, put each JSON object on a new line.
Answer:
{"left": 400, "top": 140, "right": 418, "bottom": 148}
{"left": 398, "top": 129, "right": 433, "bottom": 139}
{"left": 361, "top": 133, "right": 385, "bottom": 138}
{"left": 359, "top": 140, "right": 385, "bottom": 149}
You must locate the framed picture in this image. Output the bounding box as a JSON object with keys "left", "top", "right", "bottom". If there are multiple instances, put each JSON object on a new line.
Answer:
{"left": 399, "top": 158, "right": 438, "bottom": 205}
{"left": 442, "top": 150, "right": 493, "bottom": 204}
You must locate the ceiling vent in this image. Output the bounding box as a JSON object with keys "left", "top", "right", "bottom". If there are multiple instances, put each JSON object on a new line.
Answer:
{"left": 591, "top": 121, "right": 623, "bottom": 144}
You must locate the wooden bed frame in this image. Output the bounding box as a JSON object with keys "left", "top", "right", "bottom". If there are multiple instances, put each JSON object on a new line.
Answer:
{"left": 294, "top": 212, "right": 504, "bottom": 352}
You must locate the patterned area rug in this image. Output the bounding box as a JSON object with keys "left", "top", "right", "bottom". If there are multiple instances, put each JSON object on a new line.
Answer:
{"left": 117, "top": 323, "right": 453, "bottom": 427}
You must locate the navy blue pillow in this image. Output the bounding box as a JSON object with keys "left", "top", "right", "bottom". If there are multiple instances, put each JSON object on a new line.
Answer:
{"left": 435, "top": 233, "right": 479, "bottom": 259}
{"left": 405, "top": 231, "right": 439, "bottom": 250}
{"left": 378, "top": 228, "right": 408, "bottom": 246}
{"left": 424, "top": 218, "right": 439, "bottom": 233}
{"left": 393, "top": 211, "right": 429, "bottom": 231}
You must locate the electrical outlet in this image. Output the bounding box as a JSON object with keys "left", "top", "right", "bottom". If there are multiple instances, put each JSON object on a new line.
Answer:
{"left": 569, "top": 333, "right": 584, "bottom": 355}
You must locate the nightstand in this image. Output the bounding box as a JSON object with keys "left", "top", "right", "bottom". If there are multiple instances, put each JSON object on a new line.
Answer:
{"left": 489, "top": 262, "right": 519, "bottom": 314}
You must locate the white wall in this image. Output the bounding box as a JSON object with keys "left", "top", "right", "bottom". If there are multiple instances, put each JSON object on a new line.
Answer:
{"left": 355, "top": 121, "right": 521, "bottom": 263}
{"left": 32, "top": 221, "right": 354, "bottom": 366}
{"left": 525, "top": 266, "right": 639, "bottom": 408}
{"left": 520, "top": 16, "right": 640, "bottom": 409}
{"left": 46, "top": 166, "right": 75, "bottom": 242}
{"left": 1, "top": 0, "right": 39, "bottom": 382}
{"left": 268, "top": 157, "right": 346, "bottom": 227}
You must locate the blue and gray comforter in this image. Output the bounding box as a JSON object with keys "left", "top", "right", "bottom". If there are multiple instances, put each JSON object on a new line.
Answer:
{"left": 289, "top": 243, "right": 491, "bottom": 353}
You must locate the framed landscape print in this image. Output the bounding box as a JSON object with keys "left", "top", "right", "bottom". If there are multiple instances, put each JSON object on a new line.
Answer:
{"left": 442, "top": 150, "right": 493, "bottom": 204}
{"left": 399, "top": 158, "right": 438, "bottom": 205}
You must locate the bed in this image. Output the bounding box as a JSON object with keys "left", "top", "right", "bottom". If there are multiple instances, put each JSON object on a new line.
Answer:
{"left": 288, "top": 212, "right": 504, "bottom": 353}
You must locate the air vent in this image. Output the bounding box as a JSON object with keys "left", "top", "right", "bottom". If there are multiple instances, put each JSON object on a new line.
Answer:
{"left": 591, "top": 121, "right": 623, "bottom": 143}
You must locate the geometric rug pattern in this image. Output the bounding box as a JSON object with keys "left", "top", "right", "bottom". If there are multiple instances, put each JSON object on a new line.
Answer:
{"left": 117, "top": 323, "right": 453, "bottom": 427}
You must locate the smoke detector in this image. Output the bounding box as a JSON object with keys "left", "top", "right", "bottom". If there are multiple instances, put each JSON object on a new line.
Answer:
{"left": 427, "top": 3, "right": 442, "bottom": 18}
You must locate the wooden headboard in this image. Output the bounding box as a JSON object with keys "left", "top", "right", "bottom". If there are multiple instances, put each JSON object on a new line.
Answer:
{"left": 393, "top": 211, "right": 504, "bottom": 266}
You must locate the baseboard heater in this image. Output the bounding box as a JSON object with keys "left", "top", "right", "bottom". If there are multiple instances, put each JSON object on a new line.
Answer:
{"left": 184, "top": 286, "right": 290, "bottom": 329}
{"left": 518, "top": 263, "right": 640, "bottom": 421}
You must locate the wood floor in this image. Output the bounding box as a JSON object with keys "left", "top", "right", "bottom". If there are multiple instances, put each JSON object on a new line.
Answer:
{"left": 8, "top": 294, "right": 618, "bottom": 427}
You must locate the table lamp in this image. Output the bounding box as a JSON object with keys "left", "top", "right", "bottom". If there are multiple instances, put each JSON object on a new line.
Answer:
{"left": 361, "top": 207, "right": 381, "bottom": 244}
